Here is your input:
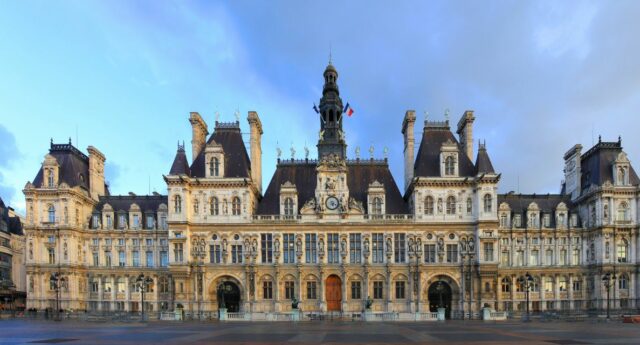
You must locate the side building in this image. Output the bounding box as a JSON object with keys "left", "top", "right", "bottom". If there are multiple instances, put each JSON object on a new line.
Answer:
{"left": 0, "top": 196, "right": 25, "bottom": 311}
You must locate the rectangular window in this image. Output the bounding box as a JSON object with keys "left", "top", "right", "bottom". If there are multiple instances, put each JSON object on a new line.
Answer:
{"left": 92, "top": 238, "right": 99, "bottom": 246}
{"left": 516, "top": 250, "right": 524, "bottom": 266}
{"left": 160, "top": 215, "right": 167, "bottom": 230}
{"left": 132, "top": 251, "right": 140, "bottom": 267}
{"left": 424, "top": 244, "right": 436, "bottom": 263}
{"left": 514, "top": 215, "right": 521, "bottom": 227}
{"left": 446, "top": 244, "right": 458, "bottom": 263}
{"left": 395, "top": 281, "right": 406, "bottom": 299}
{"left": 118, "top": 251, "right": 126, "bottom": 267}
{"left": 92, "top": 214, "right": 100, "bottom": 229}
{"left": 160, "top": 251, "right": 168, "bottom": 267}
{"left": 501, "top": 251, "right": 510, "bottom": 266}
{"left": 133, "top": 214, "right": 140, "bottom": 229}
{"left": 285, "top": 281, "right": 295, "bottom": 300}
{"left": 372, "top": 233, "right": 384, "bottom": 264}
{"left": 146, "top": 251, "right": 154, "bottom": 267}
{"left": 572, "top": 249, "right": 580, "bottom": 265}
{"left": 351, "top": 281, "right": 362, "bottom": 299}
{"left": 174, "top": 243, "right": 183, "bottom": 262}
{"left": 484, "top": 242, "right": 494, "bottom": 262}
{"left": 544, "top": 277, "right": 553, "bottom": 292}
{"left": 394, "top": 233, "right": 406, "bottom": 263}
{"left": 559, "top": 250, "right": 567, "bottom": 265}
{"left": 327, "top": 233, "right": 340, "bottom": 264}
{"left": 210, "top": 244, "right": 222, "bottom": 264}
{"left": 373, "top": 281, "right": 384, "bottom": 299}
{"left": 118, "top": 214, "right": 126, "bottom": 229}
{"left": 146, "top": 215, "right": 154, "bottom": 229}
{"left": 132, "top": 239, "right": 139, "bottom": 246}
{"left": 305, "top": 234, "right": 317, "bottom": 264}
{"left": 231, "top": 245, "right": 243, "bottom": 264}
{"left": 530, "top": 250, "right": 539, "bottom": 266}
{"left": 92, "top": 252, "right": 99, "bottom": 266}
{"left": 306, "top": 281, "right": 317, "bottom": 299}
{"left": 146, "top": 238, "right": 153, "bottom": 246}
{"left": 349, "top": 233, "right": 361, "bottom": 263}
{"left": 118, "top": 238, "right": 125, "bottom": 246}
{"left": 545, "top": 249, "right": 553, "bottom": 265}
{"left": 105, "top": 251, "right": 112, "bottom": 267}
{"left": 160, "top": 239, "right": 167, "bottom": 247}
{"left": 263, "top": 281, "right": 273, "bottom": 299}
{"left": 283, "top": 233, "right": 295, "bottom": 264}
{"left": 106, "top": 215, "right": 112, "bottom": 229}
{"left": 572, "top": 280, "right": 581, "bottom": 291}
{"left": 261, "top": 234, "right": 273, "bottom": 263}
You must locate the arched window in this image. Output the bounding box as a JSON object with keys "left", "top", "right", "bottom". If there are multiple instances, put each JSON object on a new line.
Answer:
{"left": 617, "top": 239, "right": 629, "bottom": 263}
{"left": 193, "top": 199, "right": 199, "bottom": 214}
{"left": 445, "top": 156, "right": 455, "bottom": 175}
{"left": 174, "top": 195, "right": 182, "bottom": 213}
{"left": 483, "top": 194, "right": 492, "bottom": 213}
{"left": 501, "top": 277, "right": 511, "bottom": 292}
{"left": 617, "top": 202, "right": 630, "bottom": 221}
{"left": 210, "top": 197, "right": 219, "bottom": 216}
{"left": 424, "top": 196, "right": 434, "bottom": 215}
{"left": 209, "top": 157, "right": 220, "bottom": 177}
{"left": 47, "top": 170, "right": 54, "bottom": 187}
{"left": 284, "top": 197, "right": 294, "bottom": 216}
{"left": 372, "top": 197, "right": 383, "bottom": 215}
{"left": 232, "top": 197, "right": 241, "bottom": 216}
{"left": 466, "top": 198, "right": 472, "bottom": 214}
{"left": 446, "top": 196, "right": 456, "bottom": 215}
{"left": 619, "top": 274, "right": 629, "bottom": 290}
{"left": 48, "top": 205, "right": 56, "bottom": 223}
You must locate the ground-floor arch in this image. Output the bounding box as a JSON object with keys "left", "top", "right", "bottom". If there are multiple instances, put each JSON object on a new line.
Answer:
{"left": 211, "top": 276, "right": 242, "bottom": 312}
{"left": 428, "top": 280, "right": 454, "bottom": 319}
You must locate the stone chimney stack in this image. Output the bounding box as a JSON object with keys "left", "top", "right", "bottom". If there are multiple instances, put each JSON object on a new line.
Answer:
{"left": 456, "top": 110, "right": 475, "bottom": 160}
{"left": 563, "top": 144, "right": 583, "bottom": 200}
{"left": 248, "top": 111, "right": 263, "bottom": 194}
{"left": 189, "top": 112, "right": 209, "bottom": 162}
{"left": 87, "top": 146, "right": 106, "bottom": 201}
{"left": 402, "top": 110, "right": 417, "bottom": 192}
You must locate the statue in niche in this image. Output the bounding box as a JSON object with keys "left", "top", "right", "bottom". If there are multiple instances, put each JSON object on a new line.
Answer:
{"left": 437, "top": 237, "right": 445, "bottom": 253}
{"left": 318, "top": 238, "right": 325, "bottom": 254}
{"left": 437, "top": 199, "right": 443, "bottom": 213}
{"left": 325, "top": 177, "right": 336, "bottom": 191}
{"left": 341, "top": 238, "right": 347, "bottom": 255}
{"left": 296, "top": 237, "right": 302, "bottom": 253}
{"left": 252, "top": 239, "right": 258, "bottom": 254}
{"left": 274, "top": 238, "right": 280, "bottom": 253}
{"left": 363, "top": 238, "right": 370, "bottom": 256}
{"left": 468, "top": 238, "right": 475, "bottom": 252}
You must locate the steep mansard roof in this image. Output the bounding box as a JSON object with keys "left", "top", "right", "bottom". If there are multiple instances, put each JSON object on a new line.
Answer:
{"left": 33, "top": 143, "right": 91, "bottom": 190}
{"left": 189, "top": 122, "right": 252, "bottom": 178}
{"left": 256, "top": 160, "right": 409, "bottom": 215}
{"left": 413, "top": 122, "right": 477, "bottom": 177}
{"left": 95, "top": 194, "right": 168, "bottom": 213}
{"left": 497, "top": 193, "right": 576, "bottom": 228}
{"left": 169, "top": 145, "right": 191, "bottom": 176}
{"left": 580, "top": 140, "right": 640, "bottom": 191}
{"left": 475, "top": 145, "right": 495, "bottom": 174}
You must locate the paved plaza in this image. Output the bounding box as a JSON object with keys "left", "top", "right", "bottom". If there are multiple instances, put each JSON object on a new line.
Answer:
{"left": 1, "top": 319, "right": 640, "bottom": 345}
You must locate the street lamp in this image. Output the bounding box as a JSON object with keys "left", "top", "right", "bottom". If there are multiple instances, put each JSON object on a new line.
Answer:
{"left": 49, "top": 272, "right": 66, "bottom": 321}
{"left": 136, "top": 273, "right": 153, "bottom": 321}
{"left": 518, "top": 272, "right": 534, "bottom": 322}
{"left": 602, "top": 272, "right": 617, "bottom": 320}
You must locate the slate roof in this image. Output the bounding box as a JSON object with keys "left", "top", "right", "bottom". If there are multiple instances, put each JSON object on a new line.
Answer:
{"left": 95, "top": 194, "right": 168, "bottom": 213}
{"left": 475, "top": 145, "right": 495, "bottom": 174}
{"left": 257, "top": 160, "right": 409, "bottom": 215}
{"left": 169, "top": 145, "right": 191, "bottom": 176}
{"left": 33, "top": 143, "right": 91, "bottom": 190}
{"left": 498, "top": 193, "right": 576, "bottom": 228}
{"left": 414, "top": 122, "right": 477, "bottom": 177}
{"left": 580, "top": 140, "right": 640, "bottom": 191}
{"left": 189, "top": 122, "right": 251, "bottom": 178}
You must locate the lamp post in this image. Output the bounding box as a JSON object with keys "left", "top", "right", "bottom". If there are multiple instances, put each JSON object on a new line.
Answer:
{"left": 49, "top": 272, "right": 66, "bottom": 321}
{"left": 518, "top": 272, "right": 533, "bottom": 322}
{"left": 136, "top": 273, "right": 153, "bottom": 321}
{"left": 191, "top": 238, "right": 206, "bottom": 320}
{"left": 602, "top": 272, "right": 616, "bottom": 320}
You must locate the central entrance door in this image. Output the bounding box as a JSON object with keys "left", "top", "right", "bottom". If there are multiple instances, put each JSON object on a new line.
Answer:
{"left": 428, "top": 281, "right": 452, "bottom": 319}
{"left": 217, "top": 281, "right": 241, "bottom": 312}
{"left": 326, "top": 275, "right": 342, "bottom": 312}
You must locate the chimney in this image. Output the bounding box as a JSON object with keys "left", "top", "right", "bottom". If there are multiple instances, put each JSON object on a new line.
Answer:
{"left": 189, "top": 112, "right": 209, "bottom": 162}
{"left": 456, "top": 110, "right": 475, "bottom": 160}
{"left": 402, "top": 110, "right": 416, "bottom": 192}
{"left": 247, "top": 111, "right": 263, "bottom": 193}
{"left": 563, "top": 144, "right": 583, "bottom": 200}
{"left": 87, "top": 146, "right": 106, "bottom": 201}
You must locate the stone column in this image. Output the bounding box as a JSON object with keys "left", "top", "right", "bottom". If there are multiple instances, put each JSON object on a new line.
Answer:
{"left": 97, "top": 275, "right": 103, "bottom": 311}
{"left": 496, "top": 275, "right": 502, "bottom": 311}
{"left": 385, "top": 266, "right": 391, "bottom": 312}
{"left": 153, "top": 276, "right": 159, "bottom": 314}
{"left": 125, "top": 276, "right": 130, "bottom": 312}
{"left": 274, "top": 266, "right": 280, "bottom": 312}
{"left": 540, "top": 274, "right": 546, "bottom": 311}
{"left": 319, "top": 266, "right": 326, "bottom": 312}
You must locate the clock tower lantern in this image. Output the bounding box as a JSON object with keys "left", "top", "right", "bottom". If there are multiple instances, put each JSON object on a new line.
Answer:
{"left": 316, "top": 62, "right": 347, "bottom": 160}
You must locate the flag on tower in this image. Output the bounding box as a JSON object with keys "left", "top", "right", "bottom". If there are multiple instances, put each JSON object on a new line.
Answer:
{"left": 344, "top": 103, "right": 354, "bottom": 117}
{"left": 313, "top": 103, "right": 319, "bottom": 114}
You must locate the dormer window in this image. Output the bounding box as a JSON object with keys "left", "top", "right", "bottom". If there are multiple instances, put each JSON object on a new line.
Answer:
{"left": 47, "top": 170, "right": 55, "bottom": 188}
{"left": 209, "top": 157, "right": 220, "bottom": 177}
{"left": 210, "top": 197, "right": 219, "bottom": 215}
{"left": 232, "top": 197, "right": 241, "bottom": 216}
{"left": 106, "top": 215, "right": 112, "bottom": 229}
{"left": 118, "top": 214, "right": 127, "bottom": 229}
{"left": 284, "top": 198, "right": 294, "bottom": 216}
{"left": 92, "top": 214, "right": 100, "bottom": 229}
{"left": 132, "top": 214, "right": 140, "bottom": 229}
{"left": 372, "top": 197, "right": 383, "bottom": 215}
{"left": 445, "top": 156, "right": 455, "bottom": 175}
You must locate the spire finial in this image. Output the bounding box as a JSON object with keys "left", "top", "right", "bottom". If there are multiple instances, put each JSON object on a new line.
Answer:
{"left": 68, "top": 137, "right": 72, "bottom": 145}
{"left": 444, "top": 108, "right": 450, "bottom": 122}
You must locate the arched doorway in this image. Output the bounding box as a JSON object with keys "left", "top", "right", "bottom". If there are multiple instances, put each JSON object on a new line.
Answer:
{"left": 217, "top": 281, "right": 241, "bottom": 312}
{"left": 428, "top": 280, "right": 452, "bottom": 319}
{"left": 326, "top": 275, "right": 342, "bottom": 312}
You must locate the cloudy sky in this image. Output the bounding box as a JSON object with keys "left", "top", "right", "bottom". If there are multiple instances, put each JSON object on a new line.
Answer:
{"left": 1, "top": 0, "right": 639, "bottom": 213}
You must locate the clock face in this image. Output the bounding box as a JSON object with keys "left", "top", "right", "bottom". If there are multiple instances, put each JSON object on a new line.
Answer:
{"left": 325, "top": 196, "right": 340, "bottom": 210}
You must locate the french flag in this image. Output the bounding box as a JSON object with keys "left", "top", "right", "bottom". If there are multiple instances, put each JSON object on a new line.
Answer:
{"left": 344, "top": 103, "right": 354, "bottom": 117}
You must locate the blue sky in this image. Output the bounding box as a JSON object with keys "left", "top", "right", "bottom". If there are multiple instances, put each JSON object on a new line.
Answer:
{"left": 1, "top": 0, "right": 639, "bottom": 213}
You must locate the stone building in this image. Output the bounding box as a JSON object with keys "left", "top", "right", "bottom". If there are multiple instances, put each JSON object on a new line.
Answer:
{"left": 23, "top": 63, "right": 639, "bottom": 319}
{"left": 0, "top": 197, "right": 25, "bottom": 310}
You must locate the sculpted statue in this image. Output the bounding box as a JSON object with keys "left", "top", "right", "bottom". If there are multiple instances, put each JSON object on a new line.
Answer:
{"left": 467, "top": 238, "right": 475, "bottom": 252}
{"left": 363, "top": 238, "right": 370, "bottom": 255}
{"left": 437, "top": 237, "right": 444, "bottom": 253}
{"left": 296, "top": 237, "right": 302, "bottom": 253}
{"left": 341, "top": 238, "right": 347, "bottom": 254}
{"left": 274, "top": 238, "right": 280, "bottom": 253}
{"left": 318, "top": 238, "right": 325, "bottom": 254}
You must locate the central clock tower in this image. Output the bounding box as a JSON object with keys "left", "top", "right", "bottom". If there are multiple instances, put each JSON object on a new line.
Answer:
{"left": 315, "top": 154, "right": 349, "bottom": 214}
{"left": 317, "top": 62, "right": 347, "bottom": 160}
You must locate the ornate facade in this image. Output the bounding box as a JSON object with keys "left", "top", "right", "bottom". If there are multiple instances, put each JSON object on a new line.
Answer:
{"left": 23, "top": 64, "right": 639, "bottom": 319}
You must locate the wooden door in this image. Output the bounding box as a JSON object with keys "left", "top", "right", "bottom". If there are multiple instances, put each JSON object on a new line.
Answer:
{"left": 326, "top": 275, "right": 342, "bottom": 311}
